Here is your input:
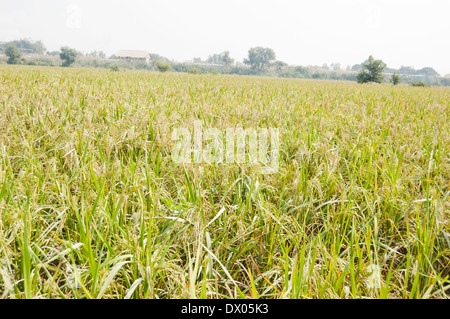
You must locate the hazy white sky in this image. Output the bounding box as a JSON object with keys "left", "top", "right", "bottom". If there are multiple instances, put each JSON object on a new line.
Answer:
{"left": 1, "top": 0, "right": 450, "bottom": 74}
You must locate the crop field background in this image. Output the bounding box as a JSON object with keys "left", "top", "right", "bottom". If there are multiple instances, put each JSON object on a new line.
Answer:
{"left": 0, "top": 65, "right": 449, "bottom": 299}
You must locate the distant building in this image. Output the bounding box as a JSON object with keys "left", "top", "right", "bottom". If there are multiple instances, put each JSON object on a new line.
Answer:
{"left": 116, "top": 50, "right": 150, "bottom": 63}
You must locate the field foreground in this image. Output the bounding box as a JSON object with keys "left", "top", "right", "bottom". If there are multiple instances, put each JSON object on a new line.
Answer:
{"left": 0, "top": 65, "right": 449, "bottom": 298}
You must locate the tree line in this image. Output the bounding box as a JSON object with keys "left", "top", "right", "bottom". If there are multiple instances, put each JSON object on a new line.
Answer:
{"left": 1, "top": 39, "right": 448, "bottom": 86}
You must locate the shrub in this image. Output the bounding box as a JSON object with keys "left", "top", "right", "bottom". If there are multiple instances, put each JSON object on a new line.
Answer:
{"left": 188, "top": 68, "right": 200, "bottom": 74}
{"left": 410, "top": 81, "right": 428, "bottom": 87}
{"left": 155, "top": 60, "right": 172, "bottom": 72}
{"left": 110, "top": 63, "right": 120, "bottom": 72}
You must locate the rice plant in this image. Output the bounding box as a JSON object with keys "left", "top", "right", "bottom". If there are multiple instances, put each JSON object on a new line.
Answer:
{"left": 0, "top": 65, "right": 449, "bottom": 299}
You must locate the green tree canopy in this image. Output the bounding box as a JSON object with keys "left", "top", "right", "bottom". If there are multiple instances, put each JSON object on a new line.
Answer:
{"left": 59, "top": 46, "right": 78, "bottom": 67}
{"left": 243, "top": 47, "right": 276, "bottom": 71}
{"left": 356, "top": 55, "right": 386, "bottom": 83}
{"left": 392, "top": 72, "right": 401, "bottom": 85}
{"left": 5, "top": 44, "right": 22, "bottom": 64}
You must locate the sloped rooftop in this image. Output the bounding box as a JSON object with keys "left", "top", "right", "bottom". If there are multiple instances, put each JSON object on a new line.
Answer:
{"left": 116, "top": 50, "right": 149, "bottom": 58}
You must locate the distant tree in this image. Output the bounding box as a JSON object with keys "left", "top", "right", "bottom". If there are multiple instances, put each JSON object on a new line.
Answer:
{"left": 47, "top": 50, "right": 60, "bottom": 56}
{"left": 392, "top": 73, "right": 401, "bottom": 85}
{"left": 149, "top": 53, "right": 170, "bottom": 62}
{"left": 295, "top": 66, "right": 308, "bottom": 75}
{"left": 5, "top": 44, "right": 22, "bottom": 64}
{"left": 243, "top": 47, "right": 276, "bottom": 71}
{"left": 155, "top": 60, "right": 171, "bottom": 72}
{"left": 331, "top": 63, "right": 341, "bottom": 71}
{"left": 396, "top": 66, "right": 438, "bottom": 77}
{"left": 7, "top": 39, "right": 46, "bottom": 54}
{"left": 32, "top": 40, "right": 46, "bottom": 54}
{"left": 399, "top": 66, "right": 415, "bottom": 75}
{"left": 207, "top": 53, "right": 222, "bottom": 64}
{"left": 87, "top": 50, "right": 106, "bottom": 59}
{"left": 312, "top": 72, "right": 326, "bottom": 79}
{"left": 206, "top": 51, "right": 234, "bottom": 68}
{"left": 221, "top": 51, "right": 234, "bottom": 69}
{"left": 356, "top": 55, "right": 386, "bottom": 83}
{"left": 59, "top": 46, "right": 78, "bottom": 67}
{"left": 417, "top": 67, "right": 439, "bottom": 77}
{"left": 351, "top": 64, "right": 363, "bottom": 72}
{"left": 273, "top": 60, "right": 288, "bottom": 72}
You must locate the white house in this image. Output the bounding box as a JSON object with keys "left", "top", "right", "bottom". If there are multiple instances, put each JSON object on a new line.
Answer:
{"left": 116, "top": 50, "right": 150, "bottom": 63}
